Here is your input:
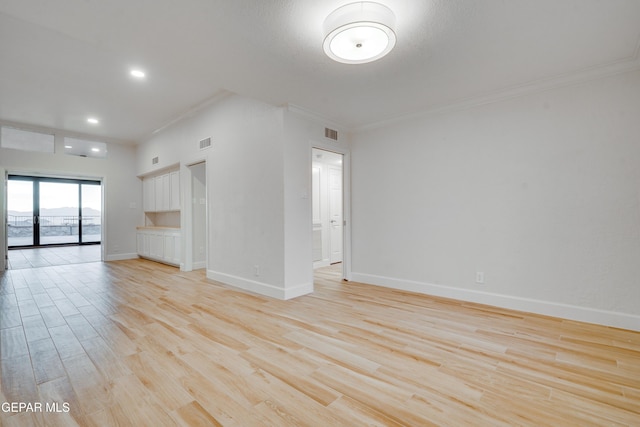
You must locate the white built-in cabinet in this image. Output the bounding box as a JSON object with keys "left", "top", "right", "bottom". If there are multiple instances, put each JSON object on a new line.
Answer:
{"left": 143, "top": 170, "right": 180, "bottom": 212}
{"left": 138, "top": 167, "right": 181, "bottom": 267}
{"left": 136, "top": 227, "right": 181, "bottom": 266}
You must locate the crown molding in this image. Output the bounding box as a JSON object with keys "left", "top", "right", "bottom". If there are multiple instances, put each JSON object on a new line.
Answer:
{"left": 354, "top": 54, "right": 640, "bottom": 133}
{"left": 147, "top": 90, "right": 233, "bottom": 140}
{"left": 285, "top": 104, "right": 346, "bottom": 131}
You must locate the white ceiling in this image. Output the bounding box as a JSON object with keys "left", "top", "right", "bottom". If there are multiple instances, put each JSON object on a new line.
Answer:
{"left": 1, "top": 0, "right": 639, "bottom": 143}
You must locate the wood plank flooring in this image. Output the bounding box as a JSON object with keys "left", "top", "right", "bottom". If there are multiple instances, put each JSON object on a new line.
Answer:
{"left": 1, "top": 259, "right": 639, "bottom": 426}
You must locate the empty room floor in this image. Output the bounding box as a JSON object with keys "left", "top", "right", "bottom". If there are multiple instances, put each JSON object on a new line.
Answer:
{"left": 0, "top": 259, "right": 639, "bottom": 426}
{"left": 7, "top": 245, "right": 101, "bottom": 270}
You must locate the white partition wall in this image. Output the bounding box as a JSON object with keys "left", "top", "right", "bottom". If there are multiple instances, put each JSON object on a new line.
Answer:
{"left": 350, "top": 69, "right": 640, "bottom": 331}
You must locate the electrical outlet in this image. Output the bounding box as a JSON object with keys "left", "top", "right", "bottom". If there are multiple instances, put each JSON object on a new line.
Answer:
{"left": 254, "top": 265, "right": 260, "bottom": 276}
{"left": 476, "top": 272, "right": 484, "bottom": 284}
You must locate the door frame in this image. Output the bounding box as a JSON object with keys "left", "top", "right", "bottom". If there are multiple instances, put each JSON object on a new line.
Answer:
{"left": 7, "top": 174, "right": 102, "bottom": 248}
{"left": 183, "top": 159, "right": 208, "bottom": 272}
{"left": 3, "top": 171, "right": 105, "bottom": 268}
{"left": 310, "top": 143, "right": 351, "bottom": 281}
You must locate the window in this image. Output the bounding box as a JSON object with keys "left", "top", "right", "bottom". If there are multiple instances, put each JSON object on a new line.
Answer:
{"left": 0, "top": 126, "right": 55, "bottom": 153}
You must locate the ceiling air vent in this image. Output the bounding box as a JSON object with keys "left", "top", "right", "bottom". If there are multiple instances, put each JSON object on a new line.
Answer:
{"left": 199, "top": 137, "right": 212, "bottom": 150}
{"left": 152, "top": 156, "right": 159, "bottom": 165}
{"left": 325, "top": 127, "right": 338, "bottom": 141}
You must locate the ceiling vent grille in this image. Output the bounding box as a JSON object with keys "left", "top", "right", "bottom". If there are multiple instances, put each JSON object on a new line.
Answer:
{"left": 324, "top": 127, "right": 338, "bottom": 141}
{"left": 199, "top": 137, "right": 212, "bottom": 150}
{"left": 152, "top": 156, "right": 159, "bottom": 165}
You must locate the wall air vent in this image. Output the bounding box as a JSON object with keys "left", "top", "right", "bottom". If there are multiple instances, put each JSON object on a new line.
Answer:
{"left": 152, "top": 156, "right": 159, "bottom": 165}
{"left": 324, "top": 128, "right": 338, "bottom": 141}
{"left": 199, "top": 137, "right": 212, "bottom": 150}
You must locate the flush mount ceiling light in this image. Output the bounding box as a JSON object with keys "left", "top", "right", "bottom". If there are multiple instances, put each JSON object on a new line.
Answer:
{"left": 87, "top": 117, "right": 99, "bottom": 124}
{"left": 323, "top": 1, "right": 396, "bottom": 64}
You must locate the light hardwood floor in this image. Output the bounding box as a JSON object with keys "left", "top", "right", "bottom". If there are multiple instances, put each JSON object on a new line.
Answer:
{"left": 1, "top": 259, "right": 639, "bottom": 426}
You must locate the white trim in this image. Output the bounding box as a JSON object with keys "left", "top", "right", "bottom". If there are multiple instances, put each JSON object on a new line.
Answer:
{"left": 351, "top": 272, "right": 640, "bottom": 332}
{"left": 149, "top": 91, "right": 232, "bottom": 138}
{"left": 0, "top": 168, "right": 6, "bottom": 271}
{"left": 105, "top": 252, "right": 138, "bottom": 262}
{"left": 192, "top": 261, "right": 206, "bottom": 270}
{"left": 314, "top": 260, "right": 331, "bottom": 269}
{"left": 207, "top": 270, "right": 313, "bottom": 300}
{"left": 183, "top": 160, "right": 208, "bottom": 272}
{"left": 309, "top": 143, "right": 352, "bottom": 282}
{"left": 355, "top": 57, "right": 640, "bottom": 133}
{"left": 287, "top": 104, "right": 346, "bottom": 132}
{"left": 284, "top": 282, "right": 314, "bottom": 300}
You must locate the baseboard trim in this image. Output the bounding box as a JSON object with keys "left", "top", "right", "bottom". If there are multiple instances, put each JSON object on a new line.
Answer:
{"left": 284, "top": 282, "right": 314, "bottom": 300}
{"left": 351, "top": 272, "right": 640, "bottom": 332}
{"left": 192, "top": 261, "right": 207, "bottom": 270}
{"left": 207, "top": 270, "right": 313, "bottom": 300}
{"left": 105, "top": 253, "right": 138, "bottom": 262}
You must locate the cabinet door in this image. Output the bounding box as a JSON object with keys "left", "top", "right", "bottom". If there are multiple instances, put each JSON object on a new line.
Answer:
{"left": 161, "top": 174, "right": 171, "bottom": 211}
{"left": 173, "top": 234, "right": 182, "bottom": 265}
{"left": 170, "top": 171, "right": 180, "bottom": 211}
{"left": 154, "top": 176, "right": 164, "bottom": 212}
{"left": 136, "top": 232, "right": 144, "bottom": 255}
{"left": 149, "top": 233, "right": 164, "bottom": 259}
{"left": 164, "top": 234, "right": 174, "bottom": 262}
{"left": 143, "top": 233, "right": 150, "bottom": 256}
{"left": 137, "top": 231, "right": 150, "bottom": 257}
{"left": 143, "top": 178, "right": 155, "bottom": 212}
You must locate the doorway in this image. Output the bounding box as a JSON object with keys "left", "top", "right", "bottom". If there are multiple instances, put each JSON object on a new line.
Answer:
{"left": 7, "top": 175, "right": 102, "bottom": 249}
{"left": 312, "top": 148, "right": 344, "bottom": 270}
{"left": 188, "top": 162, "right": 207, "bottom": 270}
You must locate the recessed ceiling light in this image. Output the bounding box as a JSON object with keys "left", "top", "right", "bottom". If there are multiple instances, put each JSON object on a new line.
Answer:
{"left": 323, "top": 2, "right": 396, "bottom": 64}
{"left": 87, "top": 117, "right": 99, "bottom": 124}
{"left": 91, "top": 148, "right": 100, "bottom": 152}
{"left": 130, "top": 69, "right": 146, "bottom": 79}
{"left": 64, "top": 145, "right": 72, "bottom": 149}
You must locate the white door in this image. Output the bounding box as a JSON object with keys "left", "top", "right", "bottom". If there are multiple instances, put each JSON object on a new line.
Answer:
{"left": 328, "top": 166, "right": 343, "bottom": 264}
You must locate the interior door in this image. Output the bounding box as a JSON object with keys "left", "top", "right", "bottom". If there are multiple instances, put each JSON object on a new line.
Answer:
{"left": 328, "top": 165, "right": 343, "bottom": 264}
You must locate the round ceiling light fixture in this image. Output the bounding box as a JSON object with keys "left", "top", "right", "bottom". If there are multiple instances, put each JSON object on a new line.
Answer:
{"left": 323, "top": 2, "right": 396, "bottom": 64}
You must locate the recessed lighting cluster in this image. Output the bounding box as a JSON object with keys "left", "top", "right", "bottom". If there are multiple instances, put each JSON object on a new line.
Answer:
{"left": 83, "top": 67, "right": 147, "bottom": 128}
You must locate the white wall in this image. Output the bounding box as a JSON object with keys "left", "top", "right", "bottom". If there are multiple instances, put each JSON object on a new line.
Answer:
{"left": 138, "top": 94, "right": 309, "bottom": 298}
{"left": 350, "top": 70, "right": 640, "bottom": 331}
{"left": 283, "top": 109, "right": 351, "bottom": 294}
{"left": 0, "top": 123, "right": 140, "bottom": 264}
{"left": 136, "top": 97, "right": 350, "bottom": 299}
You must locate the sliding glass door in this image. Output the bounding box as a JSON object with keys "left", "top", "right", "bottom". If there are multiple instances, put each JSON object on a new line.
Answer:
{"left": 81, "top": 183, "right": 102, "bottom": 243}
{"left": 7, "top": 179, "right": 35, "bottom": 246}
{"left": 39, "top": 181, "right": 80, "bottom": 245}
{"left": 7, "top": 176, "right": 101, "bottom": 248}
